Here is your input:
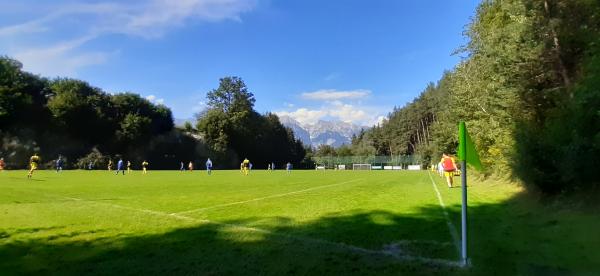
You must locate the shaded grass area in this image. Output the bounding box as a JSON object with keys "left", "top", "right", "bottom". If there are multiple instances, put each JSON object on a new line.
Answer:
{"left": 0, "top": 170, "right": 599, "bottom": 275}
{"left": 0, "top": 212, "right": 459, "bottom": 275}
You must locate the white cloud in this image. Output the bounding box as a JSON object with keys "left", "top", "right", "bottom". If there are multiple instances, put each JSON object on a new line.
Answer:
{"left": 275, "top": 102, "right": 386, "bottom": 127}
{"left": 301, "top": 89, "right": 371, "bottom": 101}
{"left": 13, "top": 35, "right": 113, "bottom": 76}
{"left": 275, "top": 108, "right": 328, "bottom": 125}
{"left": 328, "top": 102, "right": 369, "bottom": 124}
{"left": 371, "top": 115, "right": 387, "bottom": 126}
{"left": 0, "top": 0, "right": 258, "bottom": 75}
{"left": 0, "top": 1, "right": 257, "bottom": 39}
{"left": 192, "top": 101, "right": 207, "bottom": 112}
{"left": 145, "top": 95, "right": 165, "bottom": 105}
{"left": 98, "top": 0, "right": 257, "bottom": 38}
{"left": 0, "top": 3, "right": 127, "bottom": 37}
{"left": 0, "top": 20, "right": 48, "bottom": 36}
{"left": 277, "top": 88, "right": 386, "bottom": 126}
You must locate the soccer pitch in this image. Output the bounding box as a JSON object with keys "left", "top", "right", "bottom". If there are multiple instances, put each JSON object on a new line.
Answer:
{"left": 1, "top": 170, "right": 599, "bottom": 275}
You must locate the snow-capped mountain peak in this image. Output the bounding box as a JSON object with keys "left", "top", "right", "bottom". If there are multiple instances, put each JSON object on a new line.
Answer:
{"left": 277, "top": 115, "right": 365, "bottom": 147}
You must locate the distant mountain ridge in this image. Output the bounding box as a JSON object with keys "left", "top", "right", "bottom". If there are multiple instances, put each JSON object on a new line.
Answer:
{"left": 278, "top": 115, "right": 365, "bottom": 148}
{"left": 175, "top": 116, "right": 366, "bottom": 148}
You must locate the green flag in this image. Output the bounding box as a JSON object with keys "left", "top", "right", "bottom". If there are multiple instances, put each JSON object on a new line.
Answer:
{"left": 458, "top": 122, "right": 482, "bottom": 171}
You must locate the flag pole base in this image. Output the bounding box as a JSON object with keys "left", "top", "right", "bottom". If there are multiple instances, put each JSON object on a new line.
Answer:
{"left": 461, "top": 258, "right": 471, "bottom": 268}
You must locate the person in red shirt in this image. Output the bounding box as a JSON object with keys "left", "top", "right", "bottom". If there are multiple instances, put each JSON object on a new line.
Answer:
{"left": 441, "top": 153, "right": 458, "bottom": 188}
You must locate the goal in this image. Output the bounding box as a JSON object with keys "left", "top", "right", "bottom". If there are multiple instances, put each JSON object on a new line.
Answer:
{"left": 352, "top": 164, "right": 372, "bottom": 170}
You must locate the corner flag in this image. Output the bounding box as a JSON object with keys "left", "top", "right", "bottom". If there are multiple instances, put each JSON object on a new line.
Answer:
{"left": 457, "top": 121, "right": 482, "bottom": 267}
{"left": 458, "top": 122, "right": 482, "bottom": 171}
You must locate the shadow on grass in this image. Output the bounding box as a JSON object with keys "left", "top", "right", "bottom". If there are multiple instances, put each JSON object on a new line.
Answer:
{"left": 1, "top": 194, "right": 598, "bottom": 275}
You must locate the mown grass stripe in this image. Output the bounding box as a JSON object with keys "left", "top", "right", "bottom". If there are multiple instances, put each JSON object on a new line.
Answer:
{"left": 174, "top": 178, "right": 364, "bottom": 215}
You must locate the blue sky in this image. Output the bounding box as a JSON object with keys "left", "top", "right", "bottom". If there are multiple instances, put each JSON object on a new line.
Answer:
{"left": 0, "top": 0, "right": 480, "bottom": 126}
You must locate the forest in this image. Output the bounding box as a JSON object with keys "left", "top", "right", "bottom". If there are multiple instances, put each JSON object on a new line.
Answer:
{"left": 0, "top": 59, "right": 306, "bottom": 170}
{"left": 349, "top": 0, "right": 600, "bottom": 194}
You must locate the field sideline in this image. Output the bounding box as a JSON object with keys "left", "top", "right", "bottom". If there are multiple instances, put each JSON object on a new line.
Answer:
{"left": 1, "top": 170, "right": 599, "bottom": 275}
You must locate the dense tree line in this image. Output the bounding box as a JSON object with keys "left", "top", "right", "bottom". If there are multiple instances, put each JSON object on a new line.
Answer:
{"left": 0, "top": 56, "right": 206, "bottom": 169}
{"left": 1, "top": 58, "right": 307, "bottom": 170}
{"left": 195, "top": 77, "right": 307, "bottom": 169}
{"left": 352, "top": 0, "right": 600, "bottom": 194}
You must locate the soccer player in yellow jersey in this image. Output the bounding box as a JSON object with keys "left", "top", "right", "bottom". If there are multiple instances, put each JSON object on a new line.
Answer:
{"left": 127, "top": 161, "right": 132, "bottom": 173}
{"left": 108, "top": 160, "right": 113, "bottom": 171}
{"left": 27, "top": 153, "right": 40, "bottom": 179}
{"left": 142, "top": 160, "right": 149, "bottom": 174}
{"left": 242, "top": 158, "right": 250, "bottom": 175}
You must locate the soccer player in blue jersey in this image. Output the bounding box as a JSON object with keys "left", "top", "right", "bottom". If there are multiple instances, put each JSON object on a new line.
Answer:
{"left": 56, "top": 156, "right": 64, "bottom": 173}
{"left": 206, "top": 158, "right": 213, "bottom": 175}
{"left": 116, "top": 158, "right": 125, "bottom": 175}
{"left": 286, "top": 162, "right": 292, "bottom": 174}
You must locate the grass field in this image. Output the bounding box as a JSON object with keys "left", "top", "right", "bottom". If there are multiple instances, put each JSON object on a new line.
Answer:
{"left": 1, "top": 169, "right": 599, "bottom": 275}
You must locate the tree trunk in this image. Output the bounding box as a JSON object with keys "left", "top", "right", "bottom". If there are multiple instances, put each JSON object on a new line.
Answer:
{"left": 544, "top": 0, "right": 572, "bottom": 96}
{"left": 421, "top": 119, "right": 429, "bottom": 145}
{"left": 425, "top": 117, "right": 431, "bottom": 143}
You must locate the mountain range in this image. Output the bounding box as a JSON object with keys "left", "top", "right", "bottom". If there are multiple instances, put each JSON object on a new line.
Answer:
{"left": 277, "top": 115, "right": 366, "bottom": 148}
{"left": 175, "top": 116, "right": 366, "bottom": 148}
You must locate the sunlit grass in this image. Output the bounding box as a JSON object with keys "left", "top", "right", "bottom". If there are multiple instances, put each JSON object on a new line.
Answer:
{"left": 1, "top": 170, "right": 598, "bottom": 275}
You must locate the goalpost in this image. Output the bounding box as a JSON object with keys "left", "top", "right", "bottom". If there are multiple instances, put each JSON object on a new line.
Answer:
{"left": 352, "top": 163, "right": 372, "bottom": 170}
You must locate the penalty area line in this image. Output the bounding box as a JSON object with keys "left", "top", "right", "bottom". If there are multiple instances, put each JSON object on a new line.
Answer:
{"left": 427, "top": 171, "right": 461, "bottom": 255}
{"left": 174, "top": 178, "right": 364, "bottom": 215}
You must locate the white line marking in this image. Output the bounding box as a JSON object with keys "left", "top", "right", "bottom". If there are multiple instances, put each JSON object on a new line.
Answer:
{"left": 62, "top": 196, "right": 201, "bottom": 222}
{"left": 49, "top": 192, "right": 460, "bottom": 267}
{"left": 427, "top": 171, "right": 461, "bottom": 254}
{"left": 174, "top": 179, "right": 363, "bottom": 215}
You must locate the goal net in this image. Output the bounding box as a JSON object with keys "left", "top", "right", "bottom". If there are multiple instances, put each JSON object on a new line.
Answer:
{"left": 352, "top": 164, "right": 372, "bottom": 170}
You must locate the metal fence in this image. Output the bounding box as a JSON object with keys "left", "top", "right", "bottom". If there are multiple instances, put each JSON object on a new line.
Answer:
{"left": 312, "top": 155, "right": 422, "bottom": 169}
